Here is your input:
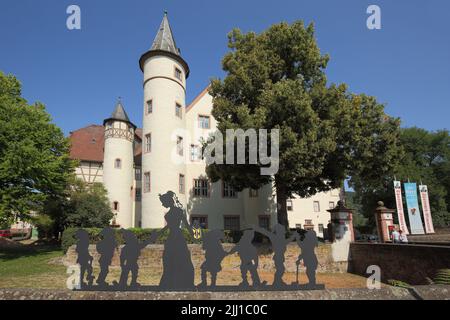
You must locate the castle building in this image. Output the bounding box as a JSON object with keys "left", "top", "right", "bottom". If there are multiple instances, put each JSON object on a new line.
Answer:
{"left": 69, "top": 13, "right": 342, "bottom": 236}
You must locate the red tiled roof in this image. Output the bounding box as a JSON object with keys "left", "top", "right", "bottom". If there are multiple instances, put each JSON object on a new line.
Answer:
{"left": 69, "top": 125, "right": 143, "bottom": 163}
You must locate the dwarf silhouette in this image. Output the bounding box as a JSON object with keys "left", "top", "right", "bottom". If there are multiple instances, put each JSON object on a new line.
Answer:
{"left": 96, "top": 227, "right": 116, "bottom": 287}
{"left": 252, "top": 224, "right": 298, "bottom": 288}
{"left": 228, "top": 229, "right": 261, "bottom": 288}
{"left": 75, "top": 229, "right": 94, "bottom": 287}
{"left": 117, "top": 229, "right": 153, "bottom": 289}
{"left": 296, "top": 230, "right": 319, "bottom": 288}
{"left": 199, "top": 229, "right": 227, "bottom": 288}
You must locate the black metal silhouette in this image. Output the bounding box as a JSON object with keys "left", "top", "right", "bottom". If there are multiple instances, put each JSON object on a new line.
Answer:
{"left": 252, "top": 224, "right": 298, "bottom": 288}
{"left": 96, "top": 227, "right": 117, "bottom": 288}
{"left": 74, "top": 229, "right": 94, "bottom": 287}
{"left": 199, "top": 229, "right": 227, "bottom": 288}
{"left": 228, "top": 229, "right": 261, "bottom": 288}
{"left": 117, "top": 228, "right": 153, "bottom": 289}
{"left": 153, "top": 191, "right": 195, "bottom": 290}
{"left": 296, "top": 229, "right": 319, "bottom": 288}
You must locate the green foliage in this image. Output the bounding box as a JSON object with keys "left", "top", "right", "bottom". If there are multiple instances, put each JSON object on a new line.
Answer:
{"left": 61, "top": 227, "right": 242, "bottom": 252}
{"left": 206, "top": 21, "right": 401, "bottom": 226}
{"left": 352, "top": 127, "right": 450, "bottom": 228}
{"left": 0, "top": 71, "right": 76, "bottom": 223}
{"left": 433, "top": 269, "right": 450, "bottom": 285}
{"left": 387, "top": 279, "right": 412, "bottom": 288}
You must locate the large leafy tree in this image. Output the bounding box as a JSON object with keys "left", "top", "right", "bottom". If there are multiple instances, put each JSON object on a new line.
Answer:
{"left": 206, "top": 21, "right": 401, "bottom": 227}
{"left": 0, "top": 72, "right": 75, "bottom": 225}
{"left": 352, "top": 127, "right": 450, "bottom": 227}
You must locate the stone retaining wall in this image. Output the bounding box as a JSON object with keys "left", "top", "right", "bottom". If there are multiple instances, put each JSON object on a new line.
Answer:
{"left": 1, "top": 286, "right": 449, "bottom": 300}
{"left": 65, "top": 243, "right": 348, "bottom": 273}
{"left": 349, "top": 243, "right": 450, "bottom": 285}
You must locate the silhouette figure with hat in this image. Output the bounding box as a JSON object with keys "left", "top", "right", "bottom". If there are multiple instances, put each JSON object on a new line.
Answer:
{"left": 296, "top": 229, "right": 319, "bottom": 288}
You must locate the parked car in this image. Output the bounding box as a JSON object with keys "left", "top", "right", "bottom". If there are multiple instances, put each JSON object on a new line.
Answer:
{"left": 0, "top": 229, "right": 12, "bottom": 239}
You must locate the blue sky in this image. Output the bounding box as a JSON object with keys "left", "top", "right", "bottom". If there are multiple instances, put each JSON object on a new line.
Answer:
{"left": 0, "top": 0, "right": 449, "bottom": 135}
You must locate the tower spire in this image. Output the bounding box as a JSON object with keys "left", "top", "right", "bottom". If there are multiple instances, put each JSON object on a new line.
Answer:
{"left": 103, "top": 98, "right": 136, "bottom": 129}
{"left": 150, "top": 11, "right": 180, "bottom": 56}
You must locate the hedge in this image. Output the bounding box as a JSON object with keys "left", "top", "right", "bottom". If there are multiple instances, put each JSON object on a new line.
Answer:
{"left": 61, "top": 227, "right": 276, "bottom": 252}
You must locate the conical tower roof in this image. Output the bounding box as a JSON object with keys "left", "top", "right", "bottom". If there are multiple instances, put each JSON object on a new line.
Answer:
{"left": 103, "top": 99, "right": 136, "bottom": 129}
{"left": 139, "top": 11, "right": 190, "bottom": 77}
{"left": 150, "top": 11, "right": 180, "bottom": 56}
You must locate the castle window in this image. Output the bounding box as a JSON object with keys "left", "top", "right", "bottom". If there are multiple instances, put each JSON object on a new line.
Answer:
{"left": 318, "top": 224, "right": 324, "bottom": 233}
{"left": 113, "top": 201, "right": 119, "bottom": 211}
{"left": 114, "top": 158, "right": 121, "bottom": 169}
{"left": 190, "top": 144, "right": 201, "bottom": 161}
{"left": 174, "top": 67, "right": 182, "bottom": 80}
{"left": 329, "top": 201, "right": 335, "bottom": 209}
{"left": 258, "top": 216, "right": 270, "bottom": 230}
{"left": 144, "top": 172, "right": 151, "bottom": 193}
{"left": 198, "top": 115, "right": 210, "bottom": 129}
{"left": 191, "top": 216, "right": 208, "bottom": 229}
{"left": 313, "top": 201, "right": 320, "bottom": 212}
{"left": 177, "top": 136, "right": 183, "bottom": 156}
{"left": 224, "top": 216, "right": 240, "bottom": 231}
{"left": 179, "top": 174, "right": 185, "bottom": 194}
{"left": 135, "top": 188, "right": 141, "bottom": 202}
{"left": 287, "top": 199, "right": 293, "bottom": 211}
{"left": 193, "top": 179, "right": 209, "bottom": 197}
{"left": 222, "top": 182, "right": 237, "bottom": 198}
{"left": 146, "top": 100, "right": 153, "bottom": 114}
{"left": 175, "top": 103, "right": 182, "bottom": 118}
{"left": 249, "top": 188, "right": 258, "bottom": 198}
{"left": 145, "top": 133, "right": 151, "bottom": 153}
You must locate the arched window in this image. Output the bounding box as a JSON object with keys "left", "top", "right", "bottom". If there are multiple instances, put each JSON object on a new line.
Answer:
{"left": 113, "top": 201, "right": 119, "bottom": 211}
{"left": 114, "top": 158, "right": 121, "bottom": 169}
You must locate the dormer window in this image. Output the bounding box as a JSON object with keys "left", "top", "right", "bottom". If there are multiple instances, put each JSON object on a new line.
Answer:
{"left": 174, "top": 67, "right": 182, "bottom": 81}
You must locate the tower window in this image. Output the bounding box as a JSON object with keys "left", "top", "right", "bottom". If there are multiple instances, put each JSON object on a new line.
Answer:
{"left": 174, "top": 67, "right": 182, "bottom": 80}
{"left": 114, "top": 158, "right": 122, "bottom": 169}
{"left": 135, "top": 167, "right": 142, "bottom": 180}
{"left": 198, "top": 115, "right": 210, "bottom": 129}
{"left": 145, "top": 133, "right": 151, "bottom": 153}
{"left": 177, "top": 136, "right": 183, "bottom": 156}
{"left": 193, "top": 179, "right": 209, "bottom": 197}
{"left": 258, "top": 216, "right": 271, "bottom": 230}
{"left": 113, "top": 201, "right": 119, "bottom": 211}
{"left": 329, "top": 201, "right": 335, "bottom": 209}
{"left": 175, "top": 103, "right": 182, "bottom": 118}
{"left": 144, "top": 172, "right": 151, "bottom": 193}
{"left": 179, "top": 174, "right": 185, "bottom": 194}
{"left": 146, "top": 100, "right": 153, "bottom": 114}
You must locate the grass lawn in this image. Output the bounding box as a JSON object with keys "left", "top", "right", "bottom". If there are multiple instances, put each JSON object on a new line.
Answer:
{"left": 0, "top": 242, "right": 374, "bottom": 289}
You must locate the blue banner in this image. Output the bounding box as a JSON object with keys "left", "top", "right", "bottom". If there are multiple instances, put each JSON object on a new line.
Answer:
{"left": 404, "top": 183, "right": 425, "bottom": 234}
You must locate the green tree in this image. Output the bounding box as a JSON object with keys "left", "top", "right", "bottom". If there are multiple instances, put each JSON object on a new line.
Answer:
{"left": 0, "top": 72, "right": 75, "bottom": 224}
{"left": 352, "top": 127, "right": 450, "bottom": 227}
{"left": 206, "top": 21, "right": 401, "bottom": 227}
{"left": 62, "top": 179, "right": 114, "bottom": 228}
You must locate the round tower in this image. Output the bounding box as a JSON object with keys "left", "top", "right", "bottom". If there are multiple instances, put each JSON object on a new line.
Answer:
{"left": 103, "top": 99, "right": 136, "bottom": 228}
{"left": 139, "top": 12, "right": 189, "bottom": 228}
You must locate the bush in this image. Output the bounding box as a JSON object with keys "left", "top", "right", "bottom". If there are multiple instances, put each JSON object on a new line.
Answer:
{"left": 61, "top": 227, "right": 210, "bottom": 252}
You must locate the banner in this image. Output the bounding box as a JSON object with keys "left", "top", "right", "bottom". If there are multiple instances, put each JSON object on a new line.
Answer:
{"left": 404, "top": 183, "right": 425, "bottom": 234}
{"left": 393, "top": 181, "right": 409, "bottom": 235}
{"left": 419, "top": 185, "right": 435, "bottom": 234}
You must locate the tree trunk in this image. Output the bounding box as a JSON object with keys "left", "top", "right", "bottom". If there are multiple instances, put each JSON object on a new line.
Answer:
{"left": 275, "top": 182, "right": 289, "bottom": 228}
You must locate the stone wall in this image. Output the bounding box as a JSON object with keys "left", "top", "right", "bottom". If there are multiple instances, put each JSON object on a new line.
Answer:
{"left": 349, "top": 243, "right": 450, "bottom": 285}
{"left": 1, "top": 286, "right": 449, "bottom": 300}
{"left": 65, "top": 243, "right": 348, "bottom": 273}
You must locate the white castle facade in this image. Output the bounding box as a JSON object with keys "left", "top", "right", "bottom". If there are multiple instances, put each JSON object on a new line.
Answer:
{"left": 69, "top": 14, "right": 342, "bottom": 236}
